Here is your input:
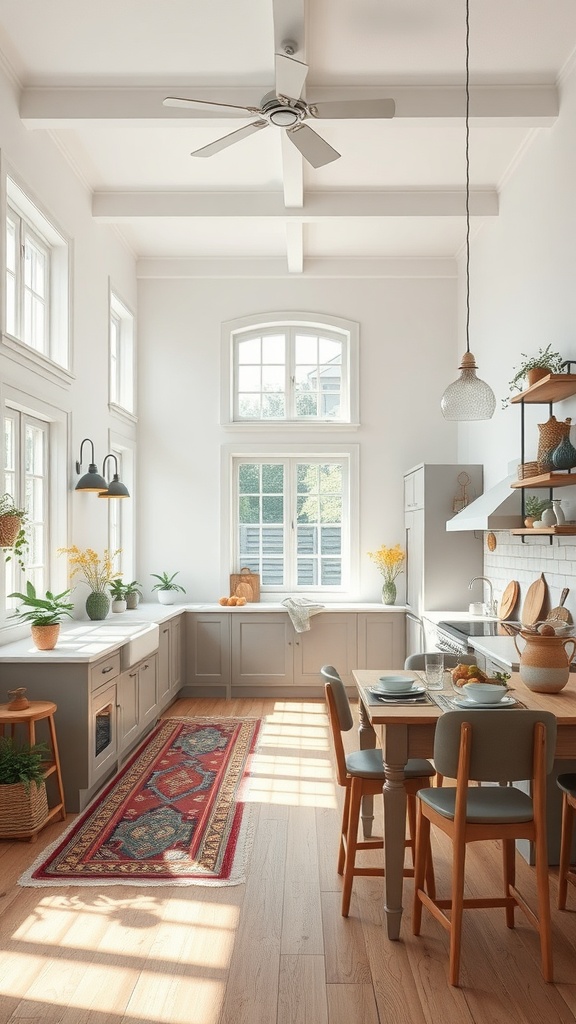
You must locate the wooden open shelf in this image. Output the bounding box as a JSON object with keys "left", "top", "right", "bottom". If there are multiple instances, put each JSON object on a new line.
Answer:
{"left": 511, "top": 472, "right": 576, "bottom": 489}
{"left": 510, "top": 373, "right": 576, "bottom": 404}
{"left": 511, "top": 526, "right": 576, "bottom": 536}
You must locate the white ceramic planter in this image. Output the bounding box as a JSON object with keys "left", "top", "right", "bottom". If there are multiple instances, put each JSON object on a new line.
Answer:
{"left": 157, "top": 591, "right": 176, "bottom": 605}
{"left": 112, "top": 599, "right": 127, "bottom": 613}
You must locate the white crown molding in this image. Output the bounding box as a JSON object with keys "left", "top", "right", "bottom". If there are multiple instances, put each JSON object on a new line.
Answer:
{"left": 136, "top": 256, "right": 457, "bottom": 279}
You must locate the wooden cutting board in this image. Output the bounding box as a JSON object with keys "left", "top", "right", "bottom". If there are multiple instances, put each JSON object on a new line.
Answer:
{"left": 498, "top": 580, "right": 519, "bottom": 620}
{"left": 521, "top": 573, "right": 547, "bottom": 626}
{"left": 229, "top": 568, "right": 260, "bottom": 603}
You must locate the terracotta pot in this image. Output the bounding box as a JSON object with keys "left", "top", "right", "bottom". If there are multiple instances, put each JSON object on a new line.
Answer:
{"left": 514, "top": 630, "right": 576, "bottom": 693}
{"left": 526, "top": 367, "right": 550, "bottom": 387}
{"left": 524, "top": 517, "right": 535, "bottom": 529}
{"left": 31, "top": 623, "right": 60, "bottom": 650}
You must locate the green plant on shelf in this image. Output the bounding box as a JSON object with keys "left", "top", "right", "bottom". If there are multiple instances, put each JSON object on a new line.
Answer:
{"left": 502, "top": 344, "right": 565, "bottom": 407}
{"left": 524, "top": 496, "right": 552, "bottom": 519}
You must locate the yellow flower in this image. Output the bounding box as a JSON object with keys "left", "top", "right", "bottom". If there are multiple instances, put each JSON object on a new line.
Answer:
{"left": 59, "top": 546, "right": 122, "bottom": 593}
{"left": 367, "top": 544, "right": 405, "bottom": 583}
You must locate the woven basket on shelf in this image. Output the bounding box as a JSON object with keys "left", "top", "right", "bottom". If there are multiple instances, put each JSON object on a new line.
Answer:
{"left": 537, "top": 415, "right": 571, "bottom": 468}
{"left": 0, "top": 514, "right": 21, "bottom": 548}
{"left": 518, "top": 462, "right": 539, "bottom": 480}
{"left": 0, "top": 780, "right": 48, "bottom": 836}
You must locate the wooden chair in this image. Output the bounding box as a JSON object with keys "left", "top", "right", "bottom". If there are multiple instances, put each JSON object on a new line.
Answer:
{"left": 412, "top": 709, "right": 557, "bottom": 986}
{"left": 557, "top": 772, "right": 576, "bottom": 909}
{"left": 321, "top": 665, "right": 436, "bottom": 917}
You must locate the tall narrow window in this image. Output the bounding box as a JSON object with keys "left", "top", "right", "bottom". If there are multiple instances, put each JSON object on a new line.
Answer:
{"left": 4, "top": 177, "right": 69, "bottom": 368}
{"left": 109, "top": 291, "right": 135, "bottom": 414}
{"left": 234, "top": 455, "right": 349, "bottom": 593}
{"left": 4, "top": 410, "right": 49, "bottom": 601}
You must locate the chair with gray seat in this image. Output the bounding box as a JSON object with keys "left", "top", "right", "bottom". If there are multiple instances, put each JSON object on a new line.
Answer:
{"left": 321, "top": 664, "right": 436, "bottom": 917}
{"left": 412, "top": 709, "right": 557, "bottom": 986}
{"left": 557, "top": 772, "right": 576, "bottom": 909}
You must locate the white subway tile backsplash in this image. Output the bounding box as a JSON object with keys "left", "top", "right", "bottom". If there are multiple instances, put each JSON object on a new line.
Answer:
{"left": 483, "top": 530, "right": 576, "bottom": 622}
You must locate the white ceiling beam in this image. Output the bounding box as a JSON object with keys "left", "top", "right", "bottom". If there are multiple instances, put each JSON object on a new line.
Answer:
{"left": 20, "top": 85, "right": 558, "bottom": 127}
{"left": 136, "top": 256, "right": 457, "bottom": 279}
{"left": 285, "top": 222, "right": 304, "bottom": 273}
{"left": 92, "top": 189, "right": 498, "bottom": 220}
{"left": 272, "top": 0, "right": 306, "bottom": 60}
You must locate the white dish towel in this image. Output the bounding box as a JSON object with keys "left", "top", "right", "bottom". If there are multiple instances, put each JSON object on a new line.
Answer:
{"left": 282, "top": 597, "right": 325, "bottom": 632}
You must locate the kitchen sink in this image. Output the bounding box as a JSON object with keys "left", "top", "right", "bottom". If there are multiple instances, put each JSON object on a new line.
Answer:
{"left": 71, "top": 621, "right": 160, "bottom": 669}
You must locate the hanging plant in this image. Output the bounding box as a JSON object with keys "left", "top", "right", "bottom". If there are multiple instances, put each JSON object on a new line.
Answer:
{"left": 0, "top": 493, "right": 29, "bottom": 571}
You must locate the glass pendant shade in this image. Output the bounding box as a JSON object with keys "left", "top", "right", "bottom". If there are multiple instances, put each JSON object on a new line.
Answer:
{"left": 441, "top": 351, "right": 497, "bottom": 421}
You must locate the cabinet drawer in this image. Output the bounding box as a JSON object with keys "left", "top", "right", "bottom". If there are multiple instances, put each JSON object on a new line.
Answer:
{"left": 89, "top": 652, "right": 121, "bottom": 691}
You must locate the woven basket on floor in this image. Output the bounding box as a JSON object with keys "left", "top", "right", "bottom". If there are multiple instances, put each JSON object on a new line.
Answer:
{"left": 0, "top": 514, "right": 21, "bottom": 548}
{"left": 0, "top": 781, "right": 48, "bottom": 836}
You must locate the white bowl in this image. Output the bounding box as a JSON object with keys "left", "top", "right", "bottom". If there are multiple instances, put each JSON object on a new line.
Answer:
{"left": 377, "top": 675, "right": 416, "bottom": 694}
{"left": 462, "top": 682, "right": 508, "bottom": 704}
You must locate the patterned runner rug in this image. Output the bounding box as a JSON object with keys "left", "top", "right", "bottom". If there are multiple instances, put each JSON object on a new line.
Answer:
{"left": 19, "top": 716, "right": 262, "bottom": 887}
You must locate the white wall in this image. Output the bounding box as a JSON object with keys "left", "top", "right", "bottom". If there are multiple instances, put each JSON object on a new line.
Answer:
{"left": 137, "top": 275, "right": 461, "bottom": 603}
{"left": 0, "top": 59, "right": 137, "bottom": 605}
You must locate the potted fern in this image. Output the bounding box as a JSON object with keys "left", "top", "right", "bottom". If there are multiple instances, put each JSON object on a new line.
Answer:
{"left": 9, "top": 581, "right": 74, "bottom": 649}
{"left": 0, "top": 736, "right": 49, "bottom": 837}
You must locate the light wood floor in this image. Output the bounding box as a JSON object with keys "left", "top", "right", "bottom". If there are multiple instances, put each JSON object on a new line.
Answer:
{"left": 1, "top": 695, "right": 576, "bottom": 1023}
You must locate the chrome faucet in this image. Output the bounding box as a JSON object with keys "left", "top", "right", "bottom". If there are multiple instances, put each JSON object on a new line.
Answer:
{"left": 469, "top": 576, "right": 497, "bottom": 616}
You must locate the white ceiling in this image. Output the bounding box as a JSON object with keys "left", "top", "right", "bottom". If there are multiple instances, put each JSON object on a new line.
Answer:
{"left": 1, "top": 0, "right": 576, "bottom": 270}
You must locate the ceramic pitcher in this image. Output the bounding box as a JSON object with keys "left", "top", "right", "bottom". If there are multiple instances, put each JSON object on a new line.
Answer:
{"left": 514, "top": 630, "right": 576, "bottom": 693}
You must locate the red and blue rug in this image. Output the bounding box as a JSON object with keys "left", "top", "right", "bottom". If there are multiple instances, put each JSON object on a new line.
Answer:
{"left": 20, "top": 716, "right": 262, "bottom": 887}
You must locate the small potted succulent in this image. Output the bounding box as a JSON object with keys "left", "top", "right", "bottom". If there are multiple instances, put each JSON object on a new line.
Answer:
{"left": 8, "top": 581, "right": 74, "bottom": 650}
{"left": 123, "top": 580, "right": 143, "bottom": 610}
{"left": 150, "top": 571, "right": 186, "bottom": 605}
{"left": 524, "top": 495, "right": 552, "bottom": 529}
{"left": 503, "top": 345, "right": 565, "bottom": 407}
{"left": 109, "top": 578, "right": 128, "bottom": 613}
{"left": 0, "top": 492, "right": 29, "bottom": 571}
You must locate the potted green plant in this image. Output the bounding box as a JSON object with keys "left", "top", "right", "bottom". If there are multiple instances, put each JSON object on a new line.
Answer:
{"left": 123, "top": 580, "right": 143, "bottom": 610}
{"left": 524, "top": 495, "right": 552, "bottom": 529}
{"left": 109, "top": 578, "right": 127, "bottom": 613}
{"left": 0, "top": 736, "right": 50, "bottom": 837}
{"left": 0, "top": 492, "right": 29, "bottom": 571}
{"left": 151, "top": 571, "right": 186, "bottom": 605}
{"left": 8, "top": 581, "right": 74, "bottom": 649}
{"left": 503, "top": 345, "right": 565, "bottom": 407}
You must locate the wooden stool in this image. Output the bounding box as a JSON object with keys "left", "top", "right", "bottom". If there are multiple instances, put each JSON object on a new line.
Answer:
{"left": 558, "top": 773, "right": 576, "bottom": 909}
{"left": 0, "top": 700, "right": 66, "bottom": 841}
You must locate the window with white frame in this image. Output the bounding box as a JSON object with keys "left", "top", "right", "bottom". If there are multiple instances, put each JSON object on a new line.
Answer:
{"left": 5, "top": 176, "right": 70, "bottom": 368}
{"left": 4, "top": 409, "right": 49, "bottom": 602}
{"left": 109, "top": 291, "right": 135, "bottom": 414}
{"left": 107, "top": 442, "right": 135, "bottom": 580}
{"left": 229, "top": 319, "right": 357, "bottom": 423}
{"left": 232, "top": 453, "right": 352, "bottom": 592}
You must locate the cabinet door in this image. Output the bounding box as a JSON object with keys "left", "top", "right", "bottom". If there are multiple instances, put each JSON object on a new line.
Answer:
{"left": 158, "top": 622, "right": 171, "bottom": 707}
{"left": 170, "top": 615, "right": 182, "bottom": 695}
{"left": 357, "top": 613, "right": 406, "bottom": 670}
{"left": 90, "top": 681, "right": 118, "bottom": 784}
{"left": 404, "top": 467, "right": 424, "bottom": 511}
{"left": 187, "top": 613, "right": 231, "bottom": 687}
{"left": 118, "top": 670, "right": 139, "bottom": 751}
{"left": 405, "top": 508, "right": 424, "bottom": 615}
{"left": 292, "top": 613, "right": 357, "bottom": 686}
{"left": 138, "top": 656, "right": 158, "bottom": 729}
{"left": 231, "top": 614, "right": 293, "bottom": 688}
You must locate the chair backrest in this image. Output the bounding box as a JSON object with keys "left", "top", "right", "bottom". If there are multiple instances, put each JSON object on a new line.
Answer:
{"left": 433, "top": 710, "right": 557, "bottom": 783}
{"left": 320, "top": 665, "right": 354, "bottom": 732}
{"left": 321, "top": 665, "right": 354, "bottom": 786}
{"left": 404, "top": 652, "right": 477, "bottom": 671}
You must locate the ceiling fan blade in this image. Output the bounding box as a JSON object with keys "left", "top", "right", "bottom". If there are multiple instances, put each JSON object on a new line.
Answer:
{"left": 164, "top": 95, "right": 260, "bottom": 115}
{"left": 308, "top": 98, "right": 396, "bottom": 119}
{"left": 275, "top": 52, "right": 308, "bottom": 101}
{"left": 191, "top": 120, "right": 268, "bottom": 158}
{"left": 287, "top": 124, "right": 340, "bottom": 168}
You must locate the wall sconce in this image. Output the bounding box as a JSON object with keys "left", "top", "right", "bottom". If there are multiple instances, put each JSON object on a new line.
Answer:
{"left": 75, "top": 438, "right": 108, "bottom": 492}
{"left": 98, "top": 453, "right": 130, "bottom": 499}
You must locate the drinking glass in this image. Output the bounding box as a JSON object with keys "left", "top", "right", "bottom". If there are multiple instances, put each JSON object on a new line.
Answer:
{"left": 425, "top": 652, "right": 445, "bottom": 690}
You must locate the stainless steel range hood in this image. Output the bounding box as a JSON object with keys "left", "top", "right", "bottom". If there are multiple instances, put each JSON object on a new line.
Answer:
{"left": 446, "top": 473, "right": 522, "bottom": 531}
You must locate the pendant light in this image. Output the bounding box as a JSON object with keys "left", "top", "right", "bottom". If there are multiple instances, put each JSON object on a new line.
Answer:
{"left": 441, "top": 0, "right": 496, "bottom": 422}
{"left": 75, "top": 438, "right": 108, "bottom": 492}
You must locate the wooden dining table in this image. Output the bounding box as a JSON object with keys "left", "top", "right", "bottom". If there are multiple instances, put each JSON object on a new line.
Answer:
{"left": 352, "top": 668, "right": 576, "bottom": 940}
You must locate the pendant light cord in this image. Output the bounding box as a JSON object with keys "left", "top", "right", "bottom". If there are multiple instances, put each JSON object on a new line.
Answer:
{"left": 465, "top": 0, "right": 471, "bottom": 353}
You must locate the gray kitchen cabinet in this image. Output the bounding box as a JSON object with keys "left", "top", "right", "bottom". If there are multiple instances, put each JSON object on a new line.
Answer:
{"left": 158, "top": 614, "right": 183, "bottom": 707}
{"left": 231, "top": 613, "right": 293, "bottom": 690}
{"left": 117, "top": 668, "right": 140, "bottom": 752}
{"left": 137, "top": 655, "right": 158, "bottom": 730}
{"left": 186, "top": 612, "right": 231, "bottom": 691}
{"left": 293, "top": 612, "right": 357, "bottom": 686}
{"left": 357, "top": 612, "right": 405, "bottom": 670}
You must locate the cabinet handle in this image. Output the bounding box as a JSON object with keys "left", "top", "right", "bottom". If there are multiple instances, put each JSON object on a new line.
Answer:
{"left": 129, "top": 671, "right": 137, "bottom": 678}
{"left": 102, "top": 666, "right": 114, "bottom": 674}
{"left": 163, "top": 628, "right": 169, "bottom": 635}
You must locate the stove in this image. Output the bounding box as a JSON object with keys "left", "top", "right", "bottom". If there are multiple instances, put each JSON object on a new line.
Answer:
{"left": 435, "top": 619, "right": 513, "bottom": 657}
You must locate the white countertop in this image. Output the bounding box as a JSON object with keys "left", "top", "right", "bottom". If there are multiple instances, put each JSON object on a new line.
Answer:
{"left": 468, "top": 636, "right": 520, "bottom": 671}
{"left": 0, "top": 601, "right": 402, "bottom": 663}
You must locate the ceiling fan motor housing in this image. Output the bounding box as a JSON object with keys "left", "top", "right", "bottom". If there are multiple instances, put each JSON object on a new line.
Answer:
{"left": 260, "top": 90, "right": 306, "bottom": 127}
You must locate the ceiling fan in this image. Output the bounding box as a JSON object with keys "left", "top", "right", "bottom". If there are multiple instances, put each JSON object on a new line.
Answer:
{"left": 163, "top": 43, "right": 395, "bottom": 168}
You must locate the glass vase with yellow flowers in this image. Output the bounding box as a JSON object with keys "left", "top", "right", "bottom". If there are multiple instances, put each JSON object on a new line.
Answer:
{"left": 59, "top": 546, "right": 121, "bottom": 620}
{"left": 367, "top": 543, "right": 405, "bottom": 605}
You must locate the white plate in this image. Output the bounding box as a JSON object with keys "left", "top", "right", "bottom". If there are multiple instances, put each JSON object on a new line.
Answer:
{"left": 378, "top": 674, "right": 416, "bottom": 685}
{"left": 370, "top": 682, "right": 426, "bottom": 698}
{"left": 452, "top": 695, "right": 516, "bottom": 709}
